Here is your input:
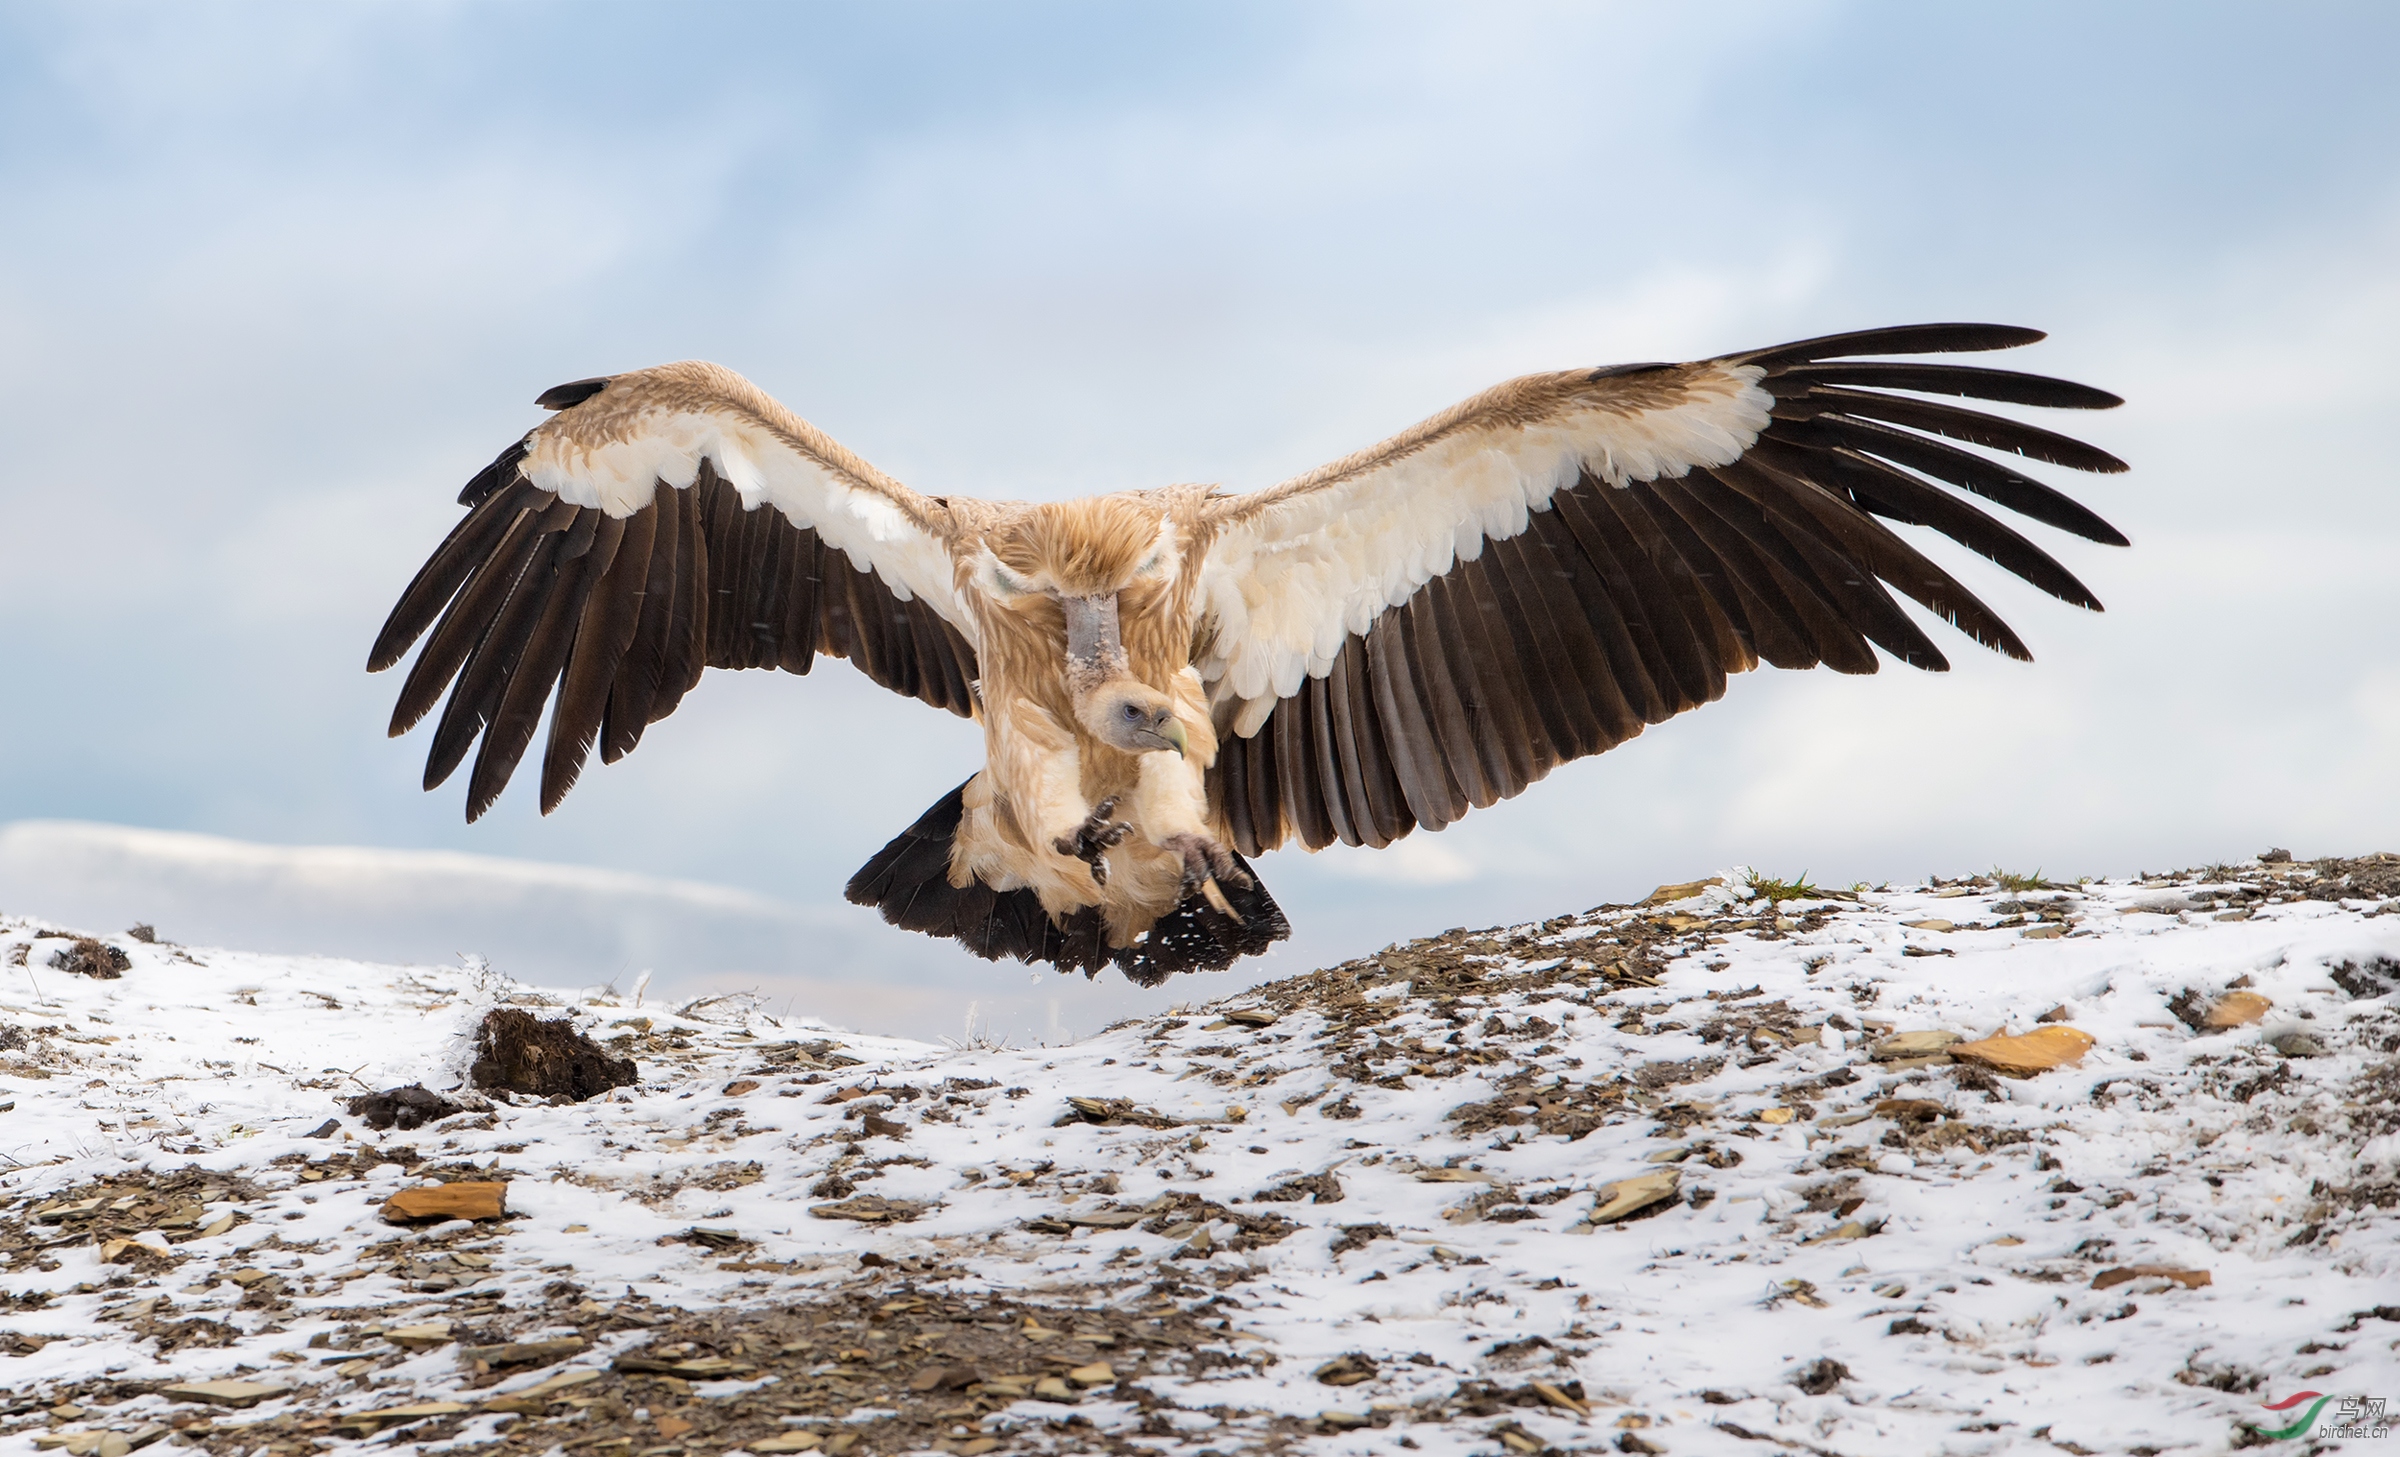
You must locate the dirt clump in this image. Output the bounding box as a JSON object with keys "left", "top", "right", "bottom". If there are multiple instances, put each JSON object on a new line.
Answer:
{"left": 50, "top": 937, "right": 129, "bottom": 979}
{"left": 470, "top": 1008, "right": 637, "bottom": 1102}
{"left": 345, "top": 1084, "right": 463, "bottom": 1130}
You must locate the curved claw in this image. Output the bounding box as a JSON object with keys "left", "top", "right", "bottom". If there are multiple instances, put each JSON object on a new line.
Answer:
{"left": 1161, "top": 832, "right": 1252, "bottom": 921}
{"left": 1053, "top": 796, "right": 1134, "bottom": 888}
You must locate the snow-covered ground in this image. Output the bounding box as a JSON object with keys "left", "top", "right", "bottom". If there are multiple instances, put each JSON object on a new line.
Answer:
{"left": 3, "top": 856, "right": 2397, "bottom": 1456}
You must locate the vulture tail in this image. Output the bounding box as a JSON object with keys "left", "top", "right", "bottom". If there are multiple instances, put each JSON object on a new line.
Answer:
{"left": 844, "top": 779, "right": 1289, "bottom": 986}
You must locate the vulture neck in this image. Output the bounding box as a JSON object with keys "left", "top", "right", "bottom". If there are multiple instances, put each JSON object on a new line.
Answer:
{"left": 1060, "top": 592, "right": 1128, "bottom": 701}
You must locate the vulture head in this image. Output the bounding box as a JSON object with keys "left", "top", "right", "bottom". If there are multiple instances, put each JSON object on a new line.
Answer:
{"left": 975, "top": 497, "right": 1189, "bottom": 758}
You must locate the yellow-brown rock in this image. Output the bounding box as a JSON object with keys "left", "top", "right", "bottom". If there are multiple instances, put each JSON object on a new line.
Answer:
{"left": 379, "top": 1182, "right": 507, "bottom": 1224}
{"left": 1949, "top": 1026, "right": 2095, "bottom": 1077}
{"left": 2202, "top": 991, "right": 2272, "bottom": 1028}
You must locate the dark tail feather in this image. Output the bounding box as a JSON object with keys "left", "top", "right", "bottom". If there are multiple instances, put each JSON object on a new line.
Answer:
{"left": 845, "top": 780, "right": 1290, "bottom": 985}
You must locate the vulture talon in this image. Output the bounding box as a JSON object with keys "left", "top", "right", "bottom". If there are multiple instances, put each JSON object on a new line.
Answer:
{"left": 1054, "top": 797, "right": 1133, "bottom": 887}
{"left": 1162, "top": 832, "right": 1249, "bottom": 920}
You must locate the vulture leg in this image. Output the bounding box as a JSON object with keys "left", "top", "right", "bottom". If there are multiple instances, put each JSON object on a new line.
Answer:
{"left": 1052, "top": 796, "right": 1136, "bottom": 889}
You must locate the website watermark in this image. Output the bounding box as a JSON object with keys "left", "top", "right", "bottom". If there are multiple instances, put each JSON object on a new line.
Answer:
{"left": 2257, "top": 1392, "right": 2391, "bottom": 1442}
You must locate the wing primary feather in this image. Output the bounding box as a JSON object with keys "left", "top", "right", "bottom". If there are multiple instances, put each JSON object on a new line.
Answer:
{"left": 370, "top": 478, "right": 538, "bottom": 674}
{"left": 1640, "top": 478, "right": 1821, "bottom": 670}
{"left": 1707, "top": 460, "right": 1937, "bottom": 670}
{"left": 601, "top": 480, "right": 680, "bottom": 763}
{"left": 1670, "top": 468, "right": 1872, "bottom": 672}
{"left": 387, "top": 495, "right": 557, "bottom": 736}
{"left": 1734, "top": 323, "right": 2045, "bottom": 368}
{"left": 1796, "top": 415, "right": 2130, "bottom": 545}
{"left": 1804, "top": 388, "right": 2128, "bottom": 474}
{"left": 455, "top": 437, "right": 532, "bottom": 508}
{"left": 1754, "top": 439, "right": 2103, "bottom": 611}
{"left": 1741, "top": 454, "right": 2030, "bottom": 661}
{"left": 423, "top": 522, "right": 568, "bottom": 793}
{"left": 542, "top": 510, "right": 647, "bottom": 812}
{"left": 1776, "top": 362, "right": 2122, "bottom": 410}
{"left": 467, "top": 523, "right": 607, "bottom": 820}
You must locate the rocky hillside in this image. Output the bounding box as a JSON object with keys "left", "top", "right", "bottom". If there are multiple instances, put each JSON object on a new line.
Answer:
{"left": 2, "top": 855, "right": 2397, "bottom": 1456}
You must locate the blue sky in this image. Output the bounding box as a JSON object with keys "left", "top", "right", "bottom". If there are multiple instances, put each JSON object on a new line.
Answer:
{"left": 2, "top": 3, "right": 2396, "bottom": 1035}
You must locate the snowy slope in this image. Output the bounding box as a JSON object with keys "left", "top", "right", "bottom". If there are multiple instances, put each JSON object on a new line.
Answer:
{"left": 1, "top": 857, "right": 2397, "bottom": 1457}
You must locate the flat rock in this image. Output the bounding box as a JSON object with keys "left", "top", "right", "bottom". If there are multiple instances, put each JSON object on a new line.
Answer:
{"left": 1870, "top": 1030, "right": 1960, "bottom": 1060}
{"left": 1587, "top": 1169, "right": 1680, "bottom": 1224}
{"left": 350, "top": 1401, "right": 471, "bottom": 1420}
{"left": 385, "top": 1321, "right": 454, "bottom": 1349}
{"left": 807, "top": 1195, "right": 932, "bottom": 1223}
{"left": 751, "top": 1436, "right": 825, "bottom": 1453}
{"left": 160, "top": 1379, "right": 288, "bottom": 1407}
{"left": 2092, "top": 1265, "right": 2210, "bottom": 1290}
{"left": 1643, "top": 878, "right": 1723, "bottom": 905}
{"left": 1949, "top": 1026, "right": 2095, "bottom": 1076}
{"left": 2203, "top": 991, "right": 2273, "bottom": 1028}
{"left": 461, "top": 1337, "right": 583, "bottom": 1369}
{"left": 481, "top": 1366, "right": 602, "bottom": 1412}
{"left": 1899, "top": 919, "right": 1956, "bottom": 932}
{"left": 381, "top": 1182, "right": 507, "bottom": 1224}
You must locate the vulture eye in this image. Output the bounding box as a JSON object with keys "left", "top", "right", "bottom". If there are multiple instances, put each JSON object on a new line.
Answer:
{"left": 1120, "top": 703, "right": 1145, "bottom": 723}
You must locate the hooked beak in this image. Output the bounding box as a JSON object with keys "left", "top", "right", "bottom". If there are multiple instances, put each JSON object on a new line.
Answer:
{"left": 1160, "top": 718, "right": 1189, "bottom": 759}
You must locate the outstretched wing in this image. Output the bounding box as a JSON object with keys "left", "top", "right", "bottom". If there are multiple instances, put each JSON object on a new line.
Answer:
{"left": 1196, "top": 323, "right": 2126, "bottom": 854}
{"left": 370, "top": 361, "right": 980, "bottom": 821}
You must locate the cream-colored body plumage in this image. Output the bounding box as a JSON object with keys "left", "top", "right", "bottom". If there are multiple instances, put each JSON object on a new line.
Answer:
{"left": 371, "top": 325, "right": 2126, "bottom": 984}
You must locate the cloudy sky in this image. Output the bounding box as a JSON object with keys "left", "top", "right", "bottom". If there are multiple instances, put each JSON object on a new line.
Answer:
{"left": 2, "top": 3, "right": 2395, "bottom": 1039}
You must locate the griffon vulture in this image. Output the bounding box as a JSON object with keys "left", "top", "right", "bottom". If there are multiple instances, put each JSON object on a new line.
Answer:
{"left": 370, "top": 323, "right": 2124, "bottom": 985}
